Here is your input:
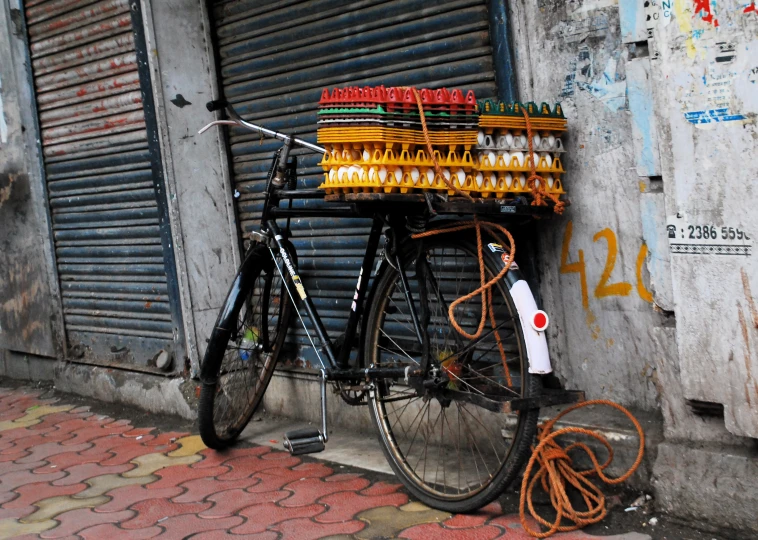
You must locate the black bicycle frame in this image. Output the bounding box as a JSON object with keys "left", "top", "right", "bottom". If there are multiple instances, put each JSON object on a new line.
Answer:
{"left": 258, "top": 153, "right": 426, "bottom": 382}
{"left": 255, "top": 153, "right": 434, "bottom": 381}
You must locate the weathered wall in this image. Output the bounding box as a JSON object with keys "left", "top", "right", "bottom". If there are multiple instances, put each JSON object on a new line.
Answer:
{"left": 0, "top": 1, "right": 63, "bottom": 359}
{"left": 141, "top": 0, "right": 241, "bottom": 374}
{"left": 649, "top": 0, "right": 758, "bottom": 440}
{"left": 509, "top": 0, "right": 670, "bottom": 412}
{"left": 508, "top": 0, "right": 757, "bottom": 530}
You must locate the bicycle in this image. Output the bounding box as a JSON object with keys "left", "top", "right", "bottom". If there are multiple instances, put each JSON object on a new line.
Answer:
{"left": 196, "top": 99, "right": 582, "bottom": 513}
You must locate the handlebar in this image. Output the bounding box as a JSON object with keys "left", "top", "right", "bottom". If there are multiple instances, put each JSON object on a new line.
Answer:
{"left": 199, "top": 99, "right": 325, "bottom": 155}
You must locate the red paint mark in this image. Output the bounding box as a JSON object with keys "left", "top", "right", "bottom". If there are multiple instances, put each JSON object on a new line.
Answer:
{"left": 745, "top": 2, "right": 758, "bottom": 14}
{"left": 693, "top": 0, "right": 719, "bottom": 26}
{"left": 145, "top": 302, "right": 153, "bottom": 309}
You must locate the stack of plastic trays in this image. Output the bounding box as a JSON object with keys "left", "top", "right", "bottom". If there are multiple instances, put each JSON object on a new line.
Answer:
{"left": 473, "top": 100, "right": 567, "bottom": 198}
{"left": 317, "top": 86, "right": 480, "bottom": 194}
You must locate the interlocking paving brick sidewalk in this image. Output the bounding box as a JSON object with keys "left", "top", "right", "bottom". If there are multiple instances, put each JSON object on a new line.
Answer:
{"left": 0, "top": 386, "right": 649, "bottom": 539}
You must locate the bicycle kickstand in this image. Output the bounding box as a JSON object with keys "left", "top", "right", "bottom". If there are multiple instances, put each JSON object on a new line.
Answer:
{"left": 282, "top": 369, "right": 328, "bottom": 456}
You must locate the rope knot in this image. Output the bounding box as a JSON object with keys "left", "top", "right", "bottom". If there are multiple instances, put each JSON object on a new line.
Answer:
{"left": 542, "top": 446, "right": 570, "bottom": 463}
{"left": 519, "top": 400, "right": 645, "bottom": 538}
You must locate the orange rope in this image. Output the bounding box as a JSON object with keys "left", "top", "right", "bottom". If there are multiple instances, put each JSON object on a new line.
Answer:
{"left": 519, "top": 400, "right": 645, "bottom": 538}
{"left": 409, "top": 88, "right": 473, "bottom": 201}
{"left": 412, "top": 218, "right": 514, "bottom": 385}
{"left": 521, "top": 107, "right": 566, "bottom": 214}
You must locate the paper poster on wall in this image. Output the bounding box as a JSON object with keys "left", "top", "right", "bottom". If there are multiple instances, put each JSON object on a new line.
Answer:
{"left": 667, "top": 213, "right": 752, "bottom": 256}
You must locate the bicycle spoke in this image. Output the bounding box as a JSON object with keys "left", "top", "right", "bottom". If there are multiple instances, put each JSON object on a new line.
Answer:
{"left": 369, "top": 237, "right": 533, "bottom": 504}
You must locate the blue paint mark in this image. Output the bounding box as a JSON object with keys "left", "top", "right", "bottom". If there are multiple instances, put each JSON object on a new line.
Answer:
{"left": 619, "top": 0, "right": 642, "bottom": 42}
{"left": 628, "top": 74, "right": 656, "bottom": 175}
{"left": 684, "top": 108, "right": 747, "bottom": 124}
{"left": 640, "top": 197, "right": 664, "bottom": 282}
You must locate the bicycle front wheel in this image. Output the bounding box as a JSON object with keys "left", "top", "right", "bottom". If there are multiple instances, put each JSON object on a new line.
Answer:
{"left": 363, "top": 230, "right": 541, "bottom": 513}
{"left": 198, "top": 246, "right": 292, "bottom": 449}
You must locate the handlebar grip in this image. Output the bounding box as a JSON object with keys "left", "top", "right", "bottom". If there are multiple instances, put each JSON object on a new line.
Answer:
{"left": 206, "top": 99, "right": 227, "bottom": 112}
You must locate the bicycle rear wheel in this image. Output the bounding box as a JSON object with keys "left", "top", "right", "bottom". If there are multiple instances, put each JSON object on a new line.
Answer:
{"left": 363, "top": 231, "right": 541, "bottom": 513}
{"left": 198, "top": 246, "right": 293, "bottom": 449}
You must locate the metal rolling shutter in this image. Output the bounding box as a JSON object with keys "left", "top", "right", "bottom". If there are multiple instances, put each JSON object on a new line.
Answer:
{"left": 211, "top": 0, "right": 498, "bottom": 366}
{"left": 24, "top": 0, "right": 182, "bottom": 368}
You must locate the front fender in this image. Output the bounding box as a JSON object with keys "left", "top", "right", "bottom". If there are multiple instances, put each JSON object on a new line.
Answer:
{"left": 365, "top": 223, "right": 553, "bottom": 375}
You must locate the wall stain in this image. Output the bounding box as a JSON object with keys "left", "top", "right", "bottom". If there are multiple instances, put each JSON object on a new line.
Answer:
{"left": 0, "top": 173, "right": 15, "bottom": 206}
{"left": 740, "top": 268, "right": 758, "bottom": 328}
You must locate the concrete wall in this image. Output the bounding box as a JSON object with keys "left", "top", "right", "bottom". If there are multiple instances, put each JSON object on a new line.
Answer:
{"left": 140, "top": 0, "right": 240, "bottom": 375}
{"left": 0, "top": 1, "right": 64, "bottom": 360}
{"left": 509, "top": 0, "right": 668, "bottom": 411}
{"left": 507, "top": 0, "right": 757, "bottom": 530}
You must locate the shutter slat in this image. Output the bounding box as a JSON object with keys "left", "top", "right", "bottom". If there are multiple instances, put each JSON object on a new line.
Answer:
{"left": 212, "top": 0, "right": 497, "bottom": 367}
{"left": 26, "top": 0, "right": 175, "bottom": 359}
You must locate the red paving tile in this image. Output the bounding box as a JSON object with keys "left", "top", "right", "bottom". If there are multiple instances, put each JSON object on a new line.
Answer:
{"left": 399, "top": 522, "right": 504, "bottom": 540}
{"left": 0, "top": 469, "right": 66, "bottom": 491}
{"left": 3, "top": 480, "right": 86, "bottom": 509}
{"left": 269, "top": 516, "right": 364, "bottom": 540}
{"left": 359, "top": 480, "right": 404, "bottom": 496}
{"left": 148, "top": 464, "right": 228, "bottom": 490}
{"left": 279, "top": 475, "right": 370, "bottom": 507}
{"left": 95, "top": 484, "right": 183, "bottom": 513}
{"left": 0, "top": 449, "right": 31, "bottom": 463}
{"left": 198, "top": 488, "right": 289, "bottom": 519}
{"left": 153, "top": 514, "right": 244, "bottom": 540}
{"left": 1, "top": 432, "right": 75, "bottom": 454}
{"left": 191, "top": 447, "right": 267, "bottom": 470}
{"left": 315, "top": 490, "right": 408, "bottom": 523}
{"left": 191, "top": 532, "right": 278, "bottom": 540}
{"left": 99, "top": 441, "right": 166, "bottom": 466}
{"left": 79, "top": 433, "right": 139, "bottom": 456}
{"left": 232, "top": 502, "right": 325, "bottom": 534}
{"left": 39, "top": 508, "right": 135, "bottom": 539}
{"left": 52, "top": 462, "right": 133, "bottom": 486}
{"left": 445, "top": 513, "right": 492, "bottom": 529}
{"left": 79, "top": 523, "right": 163, "bottom": 539}
{"left": 32, "top": 449, "right": 111, "bottom": 472}
{"left": 173, "top": 476, "right": 263, "bottom": 504}
{"left": 0, "top": 424, "right": 57, "bottom": 445}
{"left": 122, "top": 498, "right": 212, "bottom": 529}
{"left": 16, "top": 441, "right": 92, "bottom": 464}
{"left": 0, "top": 505, "right": 32, "bottom": 520}
{"left": 0, "top": 388, "right": 608, "bottom": 540}
{"left": 144, "top": 431, "right": 188, "bottom": 449}
{"left": 215, "top": 453, "right": 301, "bottom": 481}
{"left": 0, "top": 460, "right": 46, "bottom": 476}
{"left": 60, "top": 422, "right": 133, "bottom": 445}
{"left": 123, "top": 427, "right": 156, "bottom": 438}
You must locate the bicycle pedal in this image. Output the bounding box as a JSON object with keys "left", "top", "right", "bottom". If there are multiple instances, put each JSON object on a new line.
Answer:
{"left": 283, "top": 427, "right": 325, "bottom": 456}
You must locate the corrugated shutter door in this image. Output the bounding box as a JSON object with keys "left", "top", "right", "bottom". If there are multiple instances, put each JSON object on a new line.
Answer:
{"left": 212, "top": 0, "right": 497, "bottom": 366}
{"left": 25, "top": 0, "right": 180, "bottom": 367}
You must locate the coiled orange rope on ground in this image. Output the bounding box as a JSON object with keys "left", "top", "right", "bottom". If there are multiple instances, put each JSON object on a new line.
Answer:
{"left": 519, "top": 400, "right": 645, "bottom": 538}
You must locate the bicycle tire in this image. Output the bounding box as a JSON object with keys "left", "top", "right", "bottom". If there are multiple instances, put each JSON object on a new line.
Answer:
{"left": 198, "top": 245, "right": 293, "bottom": 449}
{"left": 363, "top": 230, "right": 542, "bottom": 513}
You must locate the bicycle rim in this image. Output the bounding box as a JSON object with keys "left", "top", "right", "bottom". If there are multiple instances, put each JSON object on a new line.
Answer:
{"left": 366, "top": 235, "right": 538, "bottom": 508}
{"left": 203, "top": 252, "right": 290, "bottom": 443}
